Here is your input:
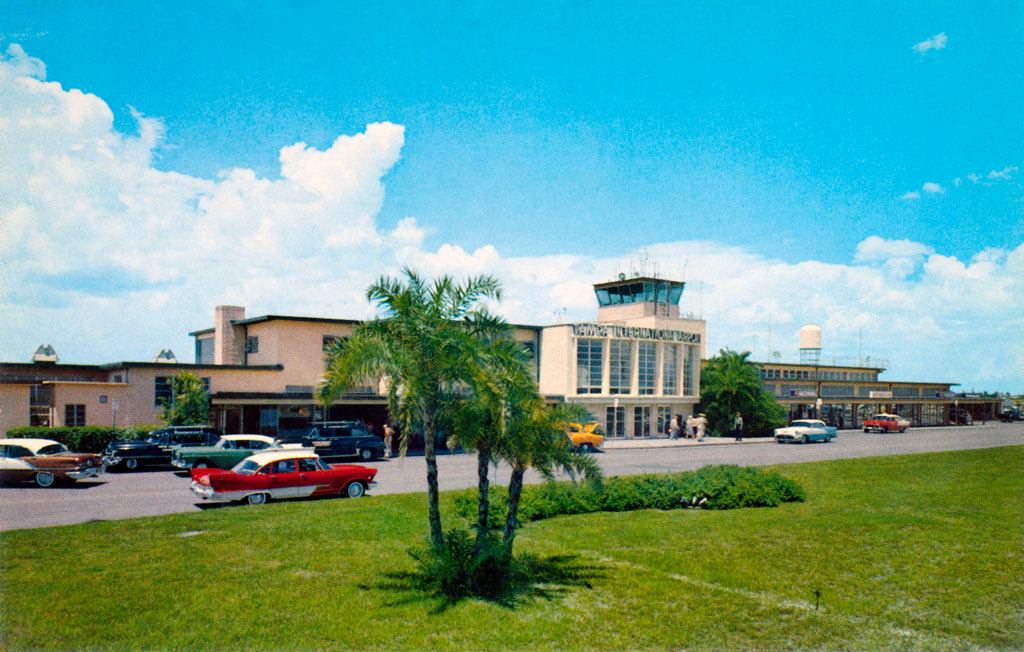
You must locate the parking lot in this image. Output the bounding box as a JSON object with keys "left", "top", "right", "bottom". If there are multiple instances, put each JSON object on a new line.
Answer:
{"left": 1, "top": 422, "right": 1019, "bottom": 532}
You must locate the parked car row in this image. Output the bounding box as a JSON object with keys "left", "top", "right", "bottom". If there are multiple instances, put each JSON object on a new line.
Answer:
{"left": 2, "top": 432, "right": 379, "bottom": 508}
{"left": 104, "top": 422, "right": 388, "bottom": 471}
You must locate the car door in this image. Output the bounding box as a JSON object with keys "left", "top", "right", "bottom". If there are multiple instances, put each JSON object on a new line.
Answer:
{"left": 267, "top": 458, "right": 303, "bottom": 498}
{"left": 0, "top": 444, "right": 36, "bottom": 483}
{"left": 296, "top": 456, "right": 331, "bottom": 497}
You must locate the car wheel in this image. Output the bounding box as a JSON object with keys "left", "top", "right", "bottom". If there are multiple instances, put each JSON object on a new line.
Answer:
{"left": 346, "top": 481, "right": 366, "bottom": 498}
{"left": 359, "top": 448, "right": 373, "bottom": 461}
{"left": 35, "top": 472, "right": 56, "bottom": 488}
{"left": 193, "top": 460, "right": 210, "bottom": 469}
{"left": 124, "top": 458, "right": 139, "bottom": 471}
{"left": 246, "top": 492, "right": 269, "bottom": 506}
{"left": 800, "top": 435, "right": 809, "bottom": 445}
{"left": 579, "top": 443, "right": 593, "bottom": 453}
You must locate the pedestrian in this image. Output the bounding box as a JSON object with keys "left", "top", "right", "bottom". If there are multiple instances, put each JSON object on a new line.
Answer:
{"left": 669, "top": 416, "right": 681, "bottom": 439}
{"left": 685, "top": 414, "right": 696, "bottom": 439}
{"left": 383, "top": 423, "right": 395, "bottom": 457}
{"left": 695, "top": 413, "right": 707, "bottom": 441}
{"left": 733, "top": 411, "right": 743, "bottom": 441}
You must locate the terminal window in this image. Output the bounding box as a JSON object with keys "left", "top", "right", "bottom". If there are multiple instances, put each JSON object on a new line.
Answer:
{"left": 637, "top": 342, "right": 656, "bottom": 395}
{"left": 608, "top": 340, "right": 632, "bottom": 395}
{"left": 64, "top": 404, "right": 86, "bottom": 427}
{"left": 576, "top": 339, "right": 603, "bottom": 394}
{"left": 663, "top": 344, "right": 679, "bottom": 395}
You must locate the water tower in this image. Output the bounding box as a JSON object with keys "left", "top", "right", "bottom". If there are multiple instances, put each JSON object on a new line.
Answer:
{"left": 799, "top": 324, "right": 822, "bottom": 365}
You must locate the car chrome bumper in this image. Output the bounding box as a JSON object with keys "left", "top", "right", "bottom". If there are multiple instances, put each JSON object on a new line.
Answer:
{"left": 172, "top": 458, "right": 191, "bottom": 469}
{"left": 67, "top": 466, "right": 104, "bottom": 480}
{"left": 190, "top": 481, "right": 215, "bottom": 499}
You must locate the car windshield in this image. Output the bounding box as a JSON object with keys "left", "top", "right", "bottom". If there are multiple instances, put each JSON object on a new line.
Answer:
{"left": 233, "top": 459, "right": 262, "bottom": 475}
{"left": 37, "top": 443, "right": 70, "bottom": 455}
{"left": 791, "top": 421, "right": 816, "bottom": 428}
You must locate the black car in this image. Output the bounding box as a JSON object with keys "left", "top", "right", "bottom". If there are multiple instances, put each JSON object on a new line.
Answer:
{"left": 282, "top": 422, "right": 385, "bottom": 461}
{"left": 104, "top": 425, "right": 222, "bottom": 471}
{"left": 999, "top": 408, "right": 1022, "bottom": 422}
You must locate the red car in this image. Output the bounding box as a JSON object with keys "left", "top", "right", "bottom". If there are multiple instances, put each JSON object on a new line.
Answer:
{"left": 862, "top": 413, "right": 910, "bottom": 433}
{"left": 190, "top": 450, "right": 377, "bottom": 505}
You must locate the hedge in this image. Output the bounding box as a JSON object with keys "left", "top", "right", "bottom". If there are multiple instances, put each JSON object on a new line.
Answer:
{"left": 454, "top": 464, "right": 805, "bottom": 528}
{"left": 3, "top": 426, "right": 161, "bottom": 453}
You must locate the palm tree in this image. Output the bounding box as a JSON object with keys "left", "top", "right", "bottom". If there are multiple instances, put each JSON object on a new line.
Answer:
{"left": 496, "top": 400, "right": 601, "bottom": 553}
{"left": 698, "top": 348, "right": 784, "bottom": 436}
{"left": 319, "top": 268, "right": 503, "bottom": 547}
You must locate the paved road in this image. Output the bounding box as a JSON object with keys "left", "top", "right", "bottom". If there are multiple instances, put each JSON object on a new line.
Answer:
{"left": 1, "top": 423, "right": 1019, "bottom": 532}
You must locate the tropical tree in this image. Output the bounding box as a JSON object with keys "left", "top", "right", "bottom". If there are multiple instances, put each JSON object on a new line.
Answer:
{"left": 698, "top": 348, "right": 785, "bottom": 436}
{"left": 449, "top": 327, "right": 604, "bottom": 555}
{"left": 319, "top": 268, "right": 503, "bottom": 547}
{"left": 496, "top": 400, "right": 601, "bottom": 552}
{"left": 161, "top": 372, "right": 209, "bottom": 426}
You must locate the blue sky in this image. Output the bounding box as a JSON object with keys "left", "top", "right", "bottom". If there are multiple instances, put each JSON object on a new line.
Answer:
{"left": 1, "top": 2, "right": 1022, "bottom": 391}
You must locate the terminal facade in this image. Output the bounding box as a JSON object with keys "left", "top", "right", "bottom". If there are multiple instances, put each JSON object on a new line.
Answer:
{"left": 0, "top": 276, "right": 1001, "bottom": 437}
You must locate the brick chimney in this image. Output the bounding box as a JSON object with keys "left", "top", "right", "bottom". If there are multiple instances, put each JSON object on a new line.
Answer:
{"left": 214, "top": 306, "right": 246, "bottom": 365}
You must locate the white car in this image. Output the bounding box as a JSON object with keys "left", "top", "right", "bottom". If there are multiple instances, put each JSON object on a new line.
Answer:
{"left": 0, "top": 438, "right": 106, "bottom": 487}
{"left": 774, "top": 420, "right": 837, "bottom": 444}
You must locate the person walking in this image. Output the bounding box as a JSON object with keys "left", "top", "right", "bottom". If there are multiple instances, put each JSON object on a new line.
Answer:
{"left": 383, "top": 423, "right": 395, "bottom": 457}
{"left": 669, "top": 416, "right": 681, "bottom": 439}
{"left": 694, "top": 413, "right": 707, "bottom": 441}
{"left": 732, "top": 411, "right": 743, "bottom": 441}
{"left": 685, "top": 414, "right": 696, "bottom": 439}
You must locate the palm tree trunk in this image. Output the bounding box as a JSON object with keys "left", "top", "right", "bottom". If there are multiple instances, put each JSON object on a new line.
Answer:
{"left": 422, "top": 410, "right": 443, "bottom": 547}
{"left": 475, "top": 447, "right": 491, "bottom": 551}
{"left": 502, "top": 465, "right": 526, "bottom": 551}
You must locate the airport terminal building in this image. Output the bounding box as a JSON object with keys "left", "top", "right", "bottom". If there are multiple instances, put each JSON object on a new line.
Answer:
{"left": 0, "top": 276, "right": 1000, "bottom": 437}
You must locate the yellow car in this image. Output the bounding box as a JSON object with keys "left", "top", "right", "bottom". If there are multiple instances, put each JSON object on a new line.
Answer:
{"left": 563, "top": 422, "right": 605, "bottom": 453}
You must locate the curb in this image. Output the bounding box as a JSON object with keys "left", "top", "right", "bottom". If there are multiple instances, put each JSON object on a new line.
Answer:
{"left": 602, "top": 437, "right": 774, "bottom": 450}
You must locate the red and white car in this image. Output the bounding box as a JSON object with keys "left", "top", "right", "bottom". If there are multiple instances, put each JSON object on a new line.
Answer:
{"left": 862, "top": 413, "right": 910, "bottom": 433}
{"left": 190, "top": 450, "right": 377, "bottom": 506}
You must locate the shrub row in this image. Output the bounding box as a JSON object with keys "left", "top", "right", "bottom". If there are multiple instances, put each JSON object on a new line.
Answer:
{"left": 454, "top": 464, "right": 805, "bottom": 527}
{"left": 4, "top": 426, "right": 160, "bottom": 453}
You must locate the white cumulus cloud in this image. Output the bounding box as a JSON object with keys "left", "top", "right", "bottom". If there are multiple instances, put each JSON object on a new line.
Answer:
{"left": 913, "top": 32, "right": 947, "bottom": 53}
{"left": 1, "top": 46, "right": 1022, "bottom": 393}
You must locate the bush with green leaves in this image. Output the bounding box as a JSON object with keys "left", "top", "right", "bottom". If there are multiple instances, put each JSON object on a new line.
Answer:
{"left": 454, "top": 464, "right": 804, "bottom": 527}
{"left": 406, "top": 528, "right": 514, "bottom": 604}
{"left": 4, "top": 425, "right": 160, "bottom": 453}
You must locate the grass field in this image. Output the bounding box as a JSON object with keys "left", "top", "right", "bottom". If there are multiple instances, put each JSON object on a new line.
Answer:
{"left": 1, "top": 446, "right": 1021, "bottom": 651}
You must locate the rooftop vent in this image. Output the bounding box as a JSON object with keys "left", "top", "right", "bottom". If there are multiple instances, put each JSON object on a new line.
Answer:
{"left": 32, "top": 344, "right": 58, "bottom": 363}
{"left": 153, "top": 349, "right": 178, "bottom": 363}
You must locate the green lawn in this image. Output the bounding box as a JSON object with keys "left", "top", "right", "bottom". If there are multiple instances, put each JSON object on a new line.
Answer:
{"left": 2, "top": 447, "right": 1021, "bottom": 651}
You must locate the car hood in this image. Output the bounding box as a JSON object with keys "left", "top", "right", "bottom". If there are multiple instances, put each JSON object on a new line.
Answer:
{"left": 107, "top": 439, "right": 158, "bottom": 450}
{"left": 190, "top": 467, "right": 232, "bottom": 482}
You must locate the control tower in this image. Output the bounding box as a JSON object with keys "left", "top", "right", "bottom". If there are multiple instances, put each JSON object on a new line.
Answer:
{"left": 594, "top": 275, "right": 686, "bottom": 322}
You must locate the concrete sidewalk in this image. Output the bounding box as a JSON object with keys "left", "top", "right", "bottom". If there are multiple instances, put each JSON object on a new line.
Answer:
{"left": 602, "top": 436, "right": 773, "bottom": 449}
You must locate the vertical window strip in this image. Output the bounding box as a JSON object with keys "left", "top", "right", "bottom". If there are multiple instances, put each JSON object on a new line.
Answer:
{"left": 637, "top": 342, "right": 656, "bottom": 395}
{"left": 663, "top": 343, "right": 678, "bottom": 395}
{"left": 608, "top": 340, "right": 632, "bottom": 395}
{"left": 576, "top": 339, "right": 603, "bottom": 394}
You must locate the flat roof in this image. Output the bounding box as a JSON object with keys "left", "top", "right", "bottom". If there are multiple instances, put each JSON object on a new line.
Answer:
{"left": 100, "top": 362, "right": 284, "bottom": 371}
{"left": 189, "top": 315, "right": 544, "bottom": 337}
